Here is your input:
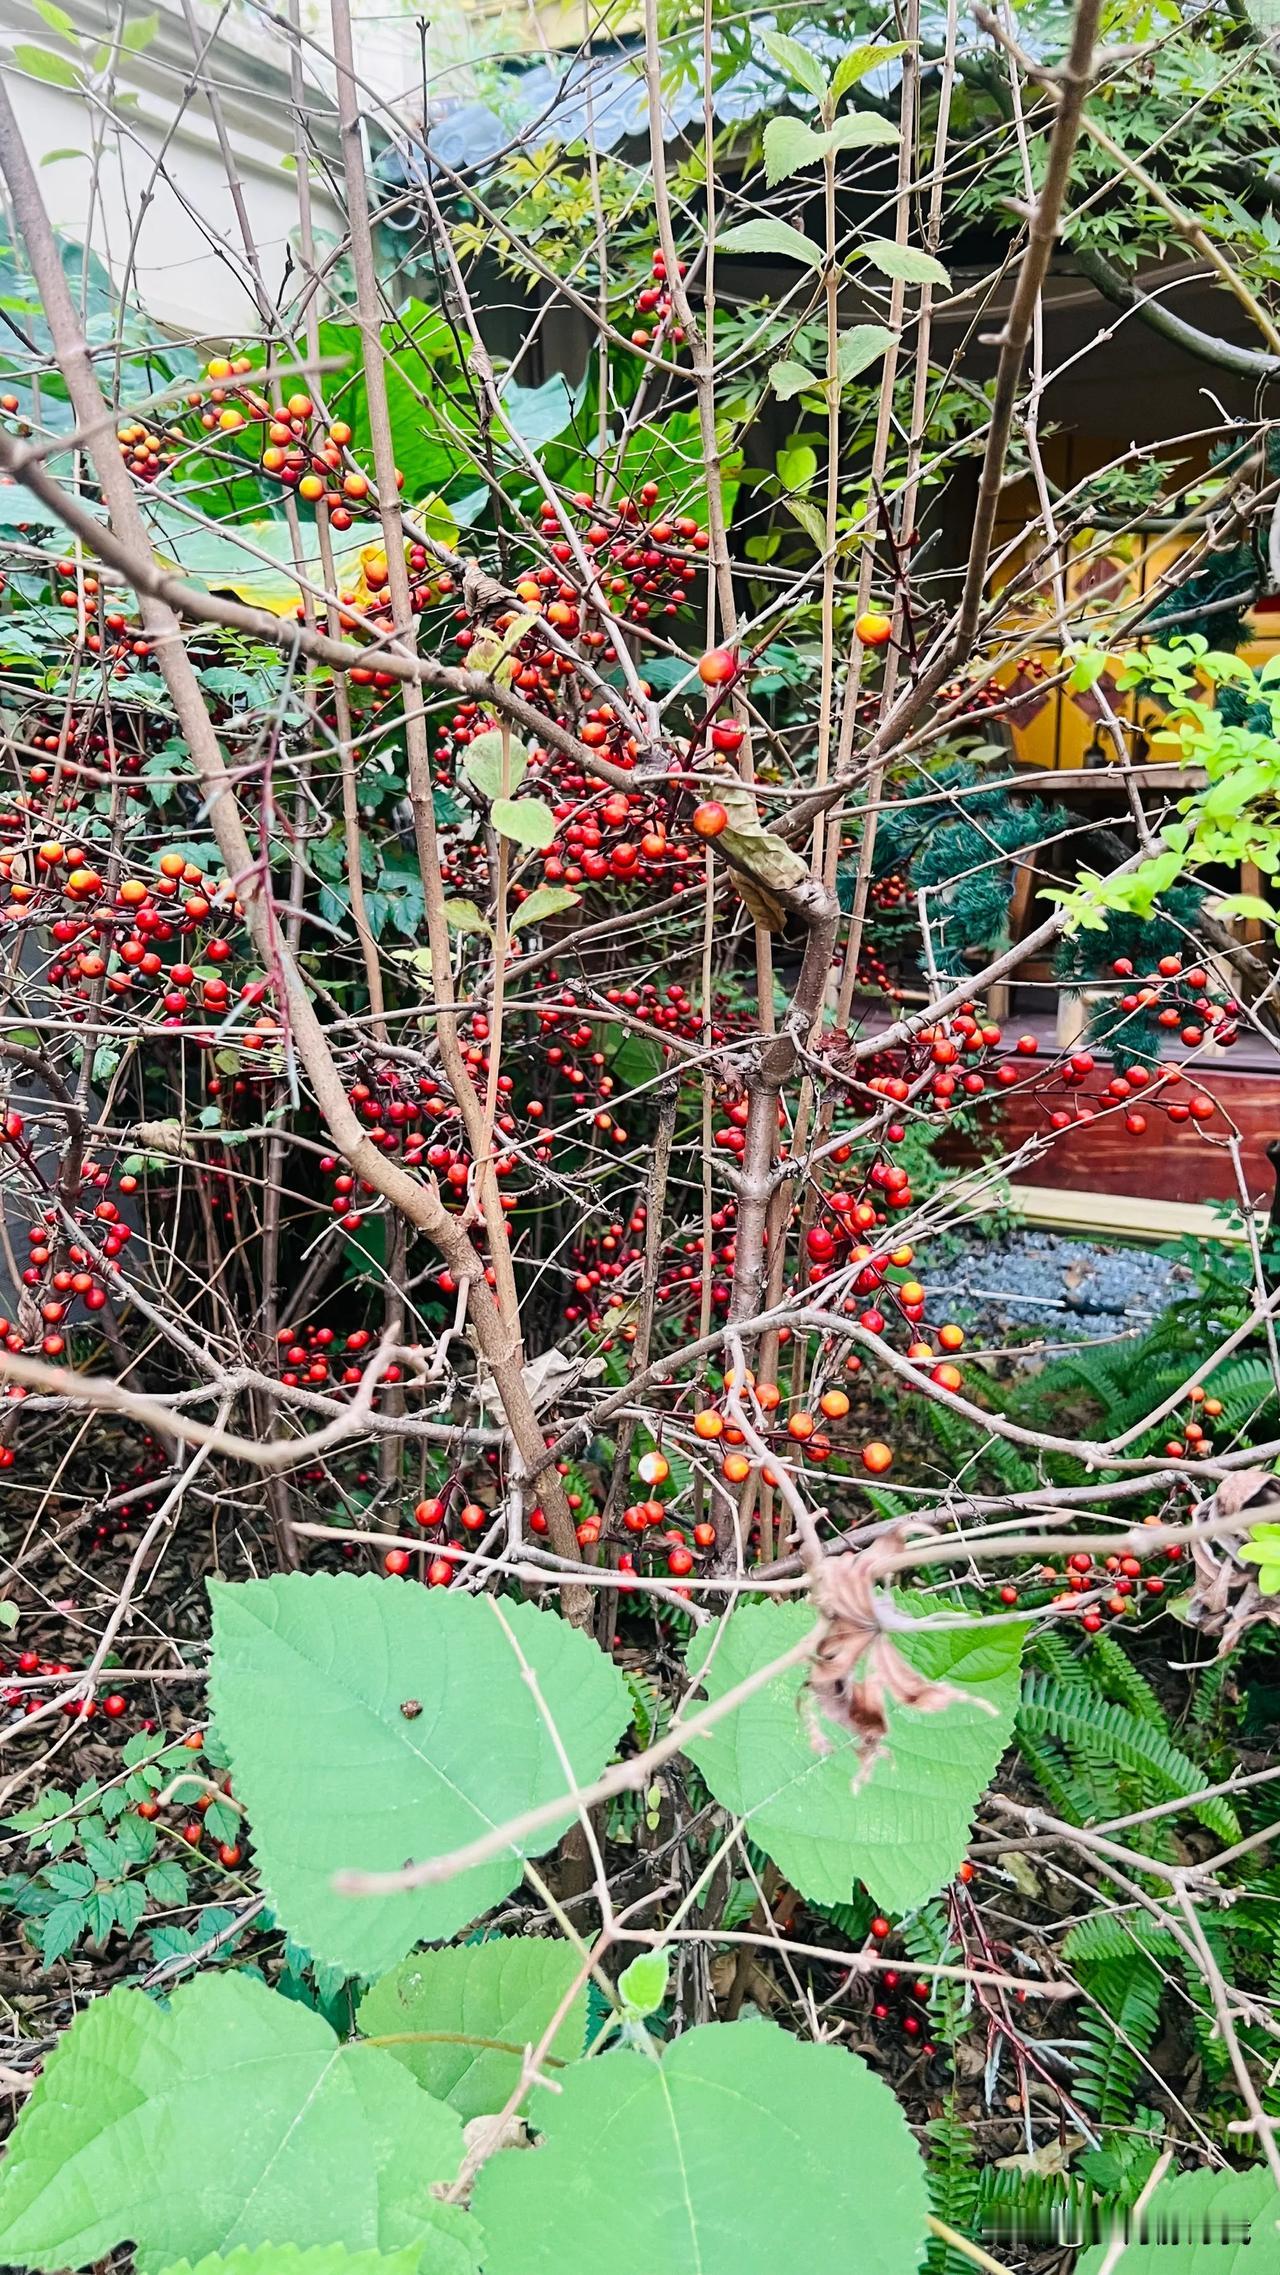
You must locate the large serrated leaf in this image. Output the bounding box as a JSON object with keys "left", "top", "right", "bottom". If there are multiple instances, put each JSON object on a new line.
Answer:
{"left": 159, "top": 2250, "right": 421, "bottom": 2275}
{"left": 208, "top": 1574, "right": 631, "bottom": 1975}
{"left": 358, "top": 1935, "right": 587, "bottom": 2120}
{"left": 684, "top": 1599, "right": 1021, "bottom": 1912}
{"left": 472, "top": 2019, "right": 928, "bottom": 2274}
{"left": 0, "top": 1973, "right": 468, "bottom": 2274}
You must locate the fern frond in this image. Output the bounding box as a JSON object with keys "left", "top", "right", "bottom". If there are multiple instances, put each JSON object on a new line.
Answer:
{"left": 1017, "top": 1676, "right": 1240, "bottom": 1841}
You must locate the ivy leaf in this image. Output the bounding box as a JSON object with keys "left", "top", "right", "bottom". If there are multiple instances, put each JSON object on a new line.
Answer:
{"left": 859, "top": 239, "right": 951, "bottom": 288}
{"left": 491, "top": 797, "right": 556, "bottom": 850}
{"left": 472, "top": 2019, "right": 929, "bottom": 2275}
{"left": 0, "top": 1971, "right": 467, "bottom": 2274}
{"left": 358, "top": 1935, "right": 588, "bottom": 2121}
{"left": 684, "top": 1600, "right": 1021, "bottom": 1912}
{"left": 509, "top": 883, "right": 579, "bottom": 932}
{"left": 837, "top": 323, "right": 897, "bottom": 382}
{"left": 208, "top": 1573, "right": 631, "bottom": 1976}
{"left": 762, "top": 116, "right": 827, "bottom": 186}
{"left": 716, "top": 219, "right": 824, "bottom": 272}
{"left": 760, "top": 29, "right": 828, "bottom": 99}
{"left": 462, "top": 730, "right": 527, "bottom": 800}
{"left": 1076, "top": 2167, "right": 1276, "bottom": 2271}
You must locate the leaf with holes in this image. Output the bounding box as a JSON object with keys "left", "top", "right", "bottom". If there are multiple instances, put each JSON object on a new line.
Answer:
{"left": 0, "top": 1971, "right": 471, "bottom": 2274}
{"left": 684, "top": 1600, "right": 1021, "bottom": 1912}
{"left": 473, "top": 2018, "right": 928, "bottom": 2275}
{"left": 358, "top": 1935, "right": 587, "bottom": 2121}
{"left": 208, "top": 1574, "right": 631, "bottom": 1975}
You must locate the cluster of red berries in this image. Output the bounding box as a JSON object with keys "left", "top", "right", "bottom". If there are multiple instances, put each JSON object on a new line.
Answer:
{"left": 629, "top": 250, "right": 689, "bottom": 352}
{"left": 1033, "top": 1522, "right": 1183, "bottom": 1632}
{"left": 2, "top": 1649, "right": 146, "bottom": 1725}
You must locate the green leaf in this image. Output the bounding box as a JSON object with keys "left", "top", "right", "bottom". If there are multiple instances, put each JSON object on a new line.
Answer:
{"left": 1076, "top": 2167, "right": 1276, "bottom": 2271}
{"left": 158, "top": 2250, "right": 420, "bottom": 2275}
{"left": 491, "top": 797, "right": 556, "bottom": 850}
{"left": 769, "top": 360, "right": 818, "bottom": 402}
{"left": 618, "top": 1946, "right": 670, "bottom": 2018}
{"left": 760, "top": 29, "right": 829, "bottom": 99}
{"left": 358, "top": 1935, "right": 588, "bottom": 2121}
{"left": 442, "top": 899, "right": 492, "bottom": 937}
{"left": 1067, "top": 645, "right": 1108, "bottom": 692}
{"left": 509, "top": 883, "right": 579, "bottom": 932}
{"left": 859, "top": 239, "right": 951, "bottom": 288}
{"left": 208, "top": 1573, "right": 631, "bottom": 1976}
{"left": 684, "top": 1600, "right": 1021, "bottom": 1912}
{"left": 112, "top": 1880, "right": 147, "bottom": 1938}
{"left": 1213, "top": 890, "right": 1277, "bottom": 924}
{"left": 777, "top": 443, "right": 818, "bottom": 493}
{"left": 716, "top": 219, "right": 824, "bottom": 272}
{"left": 831, "top": 40, "right": 909, "bottom": 99}
{"left": 120, "top": 12, "right": 159, "bottom": 52}
{"left": 837, "top": 322, "right": 897, "bottom": 382}
{"left": 784, "top": 497, "right": 829, "bottom": 550}
{"left": 473, "top": 2019, "right": 928, "bottom": 2275}
{"left": 762, "top": 116, "right": 827, "bottom": 186}
{"left": 0, "top": 1598, "right": 18, "bottom": 1630}
{"left": 462, "top": 729, "right": 527, "bottom": 800}
{"left": 30, "top": 0, "right": 77, "bottom": 41}
{"left": 10, "top": 43, "right": 81, "bottom": 84}
{"left": 0, "top": 1972, "right": 467, "bottom": 2274}
{"left": 37, "top": 1899, "right": 86, "bottom": 1967}
{"left": 827, "top": 113, "right": 901, "bottom": 153}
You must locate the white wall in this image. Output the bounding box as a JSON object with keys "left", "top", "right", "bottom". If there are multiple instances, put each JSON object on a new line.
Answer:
{"left": 0, "top": 0, "right": 346, "bottom": 337}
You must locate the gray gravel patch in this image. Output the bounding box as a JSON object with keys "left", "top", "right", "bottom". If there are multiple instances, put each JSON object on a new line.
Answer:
{"left": 930, "top": 1230, "right": 1196, "bottom": 1344}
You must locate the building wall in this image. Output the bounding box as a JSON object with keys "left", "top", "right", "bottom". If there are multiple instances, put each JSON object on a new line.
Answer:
{"left": 0, "top": 0, "right": 346, "bottom": 337}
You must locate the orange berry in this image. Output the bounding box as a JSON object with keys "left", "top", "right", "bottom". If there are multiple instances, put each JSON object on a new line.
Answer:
{"left": 861, "top": 1441, "right": 893, "bottom": 1474}
{"left": 818, "top": 1388, "right": 850, "bottom": 1420}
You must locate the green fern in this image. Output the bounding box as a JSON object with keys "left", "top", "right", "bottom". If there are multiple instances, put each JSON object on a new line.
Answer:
{"left": 1072, "top": 1957, "right": 1164, "bottom": 2124}
{"left": 1087, "top": 1632, "right": 1166, "bottom": 1727}
{"left": 1017, "top": 1675, "right": 1241, "bottom": 1842}
{"left": 923, "top": 2105, "right": 981, "bottom": 2275}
